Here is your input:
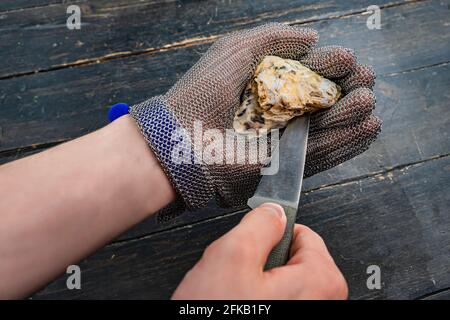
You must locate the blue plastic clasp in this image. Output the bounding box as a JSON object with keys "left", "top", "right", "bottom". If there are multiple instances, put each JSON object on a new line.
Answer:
{"left": 108, "top": 103, "right": 130, "bottom": 122}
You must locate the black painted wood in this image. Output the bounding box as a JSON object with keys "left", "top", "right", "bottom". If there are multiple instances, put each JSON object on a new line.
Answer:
{"left": 300, "top": 156, "right": 450, "bottom": 299}
{"left": 1, "top": 1, "right": 448, "bottom": 155}
{"left": 0, "top": 0, "right": 449, "bottom": 300}
{"left": 0, "top": 0, "right": 405, "bottom": 78}
{"left": 0, "top": 1, "right": 68, "bottom": 12}
{"left": 0, "top": 0, "right": 448, "bottom": 243}
{"left": 33, "top": 156, "right": 450, "bottom": 299}
{"left": 421, "top": 288, "right": 450, "bottom": 300}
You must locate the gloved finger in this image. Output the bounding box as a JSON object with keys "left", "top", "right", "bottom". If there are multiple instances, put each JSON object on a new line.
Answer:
{"left": 254, "top": 23, "right": 319, "bottom": 60}
{"left": 300, "top": 46, "right": 357, "bottom": 79}
{"left": 211, "top": 203, "right": 286, "bottom": 269}
{"left": 208, "top": 23, "right": 318, "bottom": 68}
{"left": 310, "top": 88, "right": 376, "bottom": 132}
{"left": 337, "top": 64, "right": 376, "bottom": 93}
{"left": 240, "top": 23, "right": 318, "bottom": 60}
{"left": 167, "top": 23, "right": 318, "bottom": 114}
{"left": 305, "top": 115, "right": 382, "bottom": 177}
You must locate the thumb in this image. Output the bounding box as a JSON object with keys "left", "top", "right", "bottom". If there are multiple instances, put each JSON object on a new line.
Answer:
{"left": 224, "top": 203, "right": 286, "bottom": 268}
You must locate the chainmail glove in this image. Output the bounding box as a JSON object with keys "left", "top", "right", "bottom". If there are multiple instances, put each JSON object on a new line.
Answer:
{"left": 129, "top": 23, "right": 381, "bottom": 211}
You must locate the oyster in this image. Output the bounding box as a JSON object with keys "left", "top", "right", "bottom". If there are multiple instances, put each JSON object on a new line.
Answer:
{"left": 233, "top": 55, "right": 341, "bottom": 135}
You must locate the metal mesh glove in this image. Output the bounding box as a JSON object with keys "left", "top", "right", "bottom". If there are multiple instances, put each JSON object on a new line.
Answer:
{"left": 130, "top": 23, "right": 381, "bottom": 211}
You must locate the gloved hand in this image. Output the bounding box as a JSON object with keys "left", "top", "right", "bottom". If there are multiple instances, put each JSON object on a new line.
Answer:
{"left": 130, "top": 23, "right": 381, "bottom": 210}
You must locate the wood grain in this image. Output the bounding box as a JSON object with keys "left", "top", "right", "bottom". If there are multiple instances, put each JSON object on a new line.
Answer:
{"left": 300, "top": 156, "right": 450, "bottom": 299}
{"left": 0, "top": 0, "right": 68, "bottom": 12}
{"left": 0, "top": 0, "right": 408, "bottom": 78}
{"left": 1, "top": 0, "right": 449, "bottom": 301}
{"left": 32, "top": 155, "right": 450, "bottom": 299}
{"left": 1, "top": 1, "right": 448, "bottom": 154}
{"left": 1, "top": 1, "right": 449, "bottom": 243}
{"left": 421, "top": 288, "right": 450, "bottom": 300}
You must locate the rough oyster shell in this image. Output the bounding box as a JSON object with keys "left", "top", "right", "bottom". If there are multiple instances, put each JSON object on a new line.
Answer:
{"left": 233, "top": 55, "right": 341, "bottom": 135}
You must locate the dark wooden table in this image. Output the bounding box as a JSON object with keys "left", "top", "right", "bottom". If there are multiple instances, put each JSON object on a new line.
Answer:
{"left": 0, "top": 0, "right": 449, "bottom": 299}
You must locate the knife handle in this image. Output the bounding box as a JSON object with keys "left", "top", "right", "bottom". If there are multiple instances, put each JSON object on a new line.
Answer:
{"left": 264, "top": 205, "right": 297, "bottom": 270}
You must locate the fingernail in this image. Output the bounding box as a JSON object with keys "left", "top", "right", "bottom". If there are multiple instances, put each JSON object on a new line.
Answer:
{"left": 259, "top": 203, "right": 285, "bottom": 219}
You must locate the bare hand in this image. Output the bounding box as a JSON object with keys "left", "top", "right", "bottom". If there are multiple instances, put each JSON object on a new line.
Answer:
{"left": 172, "top": 203, "right": 348, "bottom": 299}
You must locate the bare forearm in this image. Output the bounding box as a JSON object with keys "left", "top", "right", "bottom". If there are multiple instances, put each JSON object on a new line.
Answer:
{"left": 0, "top": 115, "right": 175, "bottom": 298}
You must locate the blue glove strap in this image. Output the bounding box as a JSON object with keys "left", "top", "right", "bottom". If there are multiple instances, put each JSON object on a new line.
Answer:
{"left": 108, "top": 103, "right": 130, "bottom": 122}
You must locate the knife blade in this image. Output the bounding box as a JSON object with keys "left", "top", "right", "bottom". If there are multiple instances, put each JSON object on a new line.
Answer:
{"left": 247, "top": 114, "right": 310, "bottom": 270}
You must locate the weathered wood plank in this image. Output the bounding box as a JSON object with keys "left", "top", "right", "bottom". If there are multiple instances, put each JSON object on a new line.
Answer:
{"left": 1, "top": 1, "right": 449, "bottom": 242}
{"left": 300, "top": 157, "right": 450, "bottom": 299}
{"left": 0, "top": 0, "right": 406, "bottom": 78}
{"left": 0, "top": 1, "right": 67, "bottom": 12}
{"left": 1, "top": 1, "right": 447, "bottom": 154}
{"left": 0, "top": 146, "right": 44, "bottom": 165}
{"left": 421, "top": 288, "right": 450, "bottom": 300}
{"left": 32, "top": 155, "right": 450, "bottom": 299}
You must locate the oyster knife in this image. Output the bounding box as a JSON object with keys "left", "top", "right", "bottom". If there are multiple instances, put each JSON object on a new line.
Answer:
{"left": 247, "top": 115, "right": 310, "bottom": 270}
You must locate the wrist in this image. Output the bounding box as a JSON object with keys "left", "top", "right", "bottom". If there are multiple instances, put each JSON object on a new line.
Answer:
{"left": 129, "top": 96, "right": 214, "bottom": 209}
{"left": 106, "top": 114, "right": 176, "bottom": 216}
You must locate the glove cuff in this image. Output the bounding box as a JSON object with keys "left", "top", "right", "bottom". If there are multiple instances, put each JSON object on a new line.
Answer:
{"left": 129, "top": 96, "right": 214, "bottom": 208}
